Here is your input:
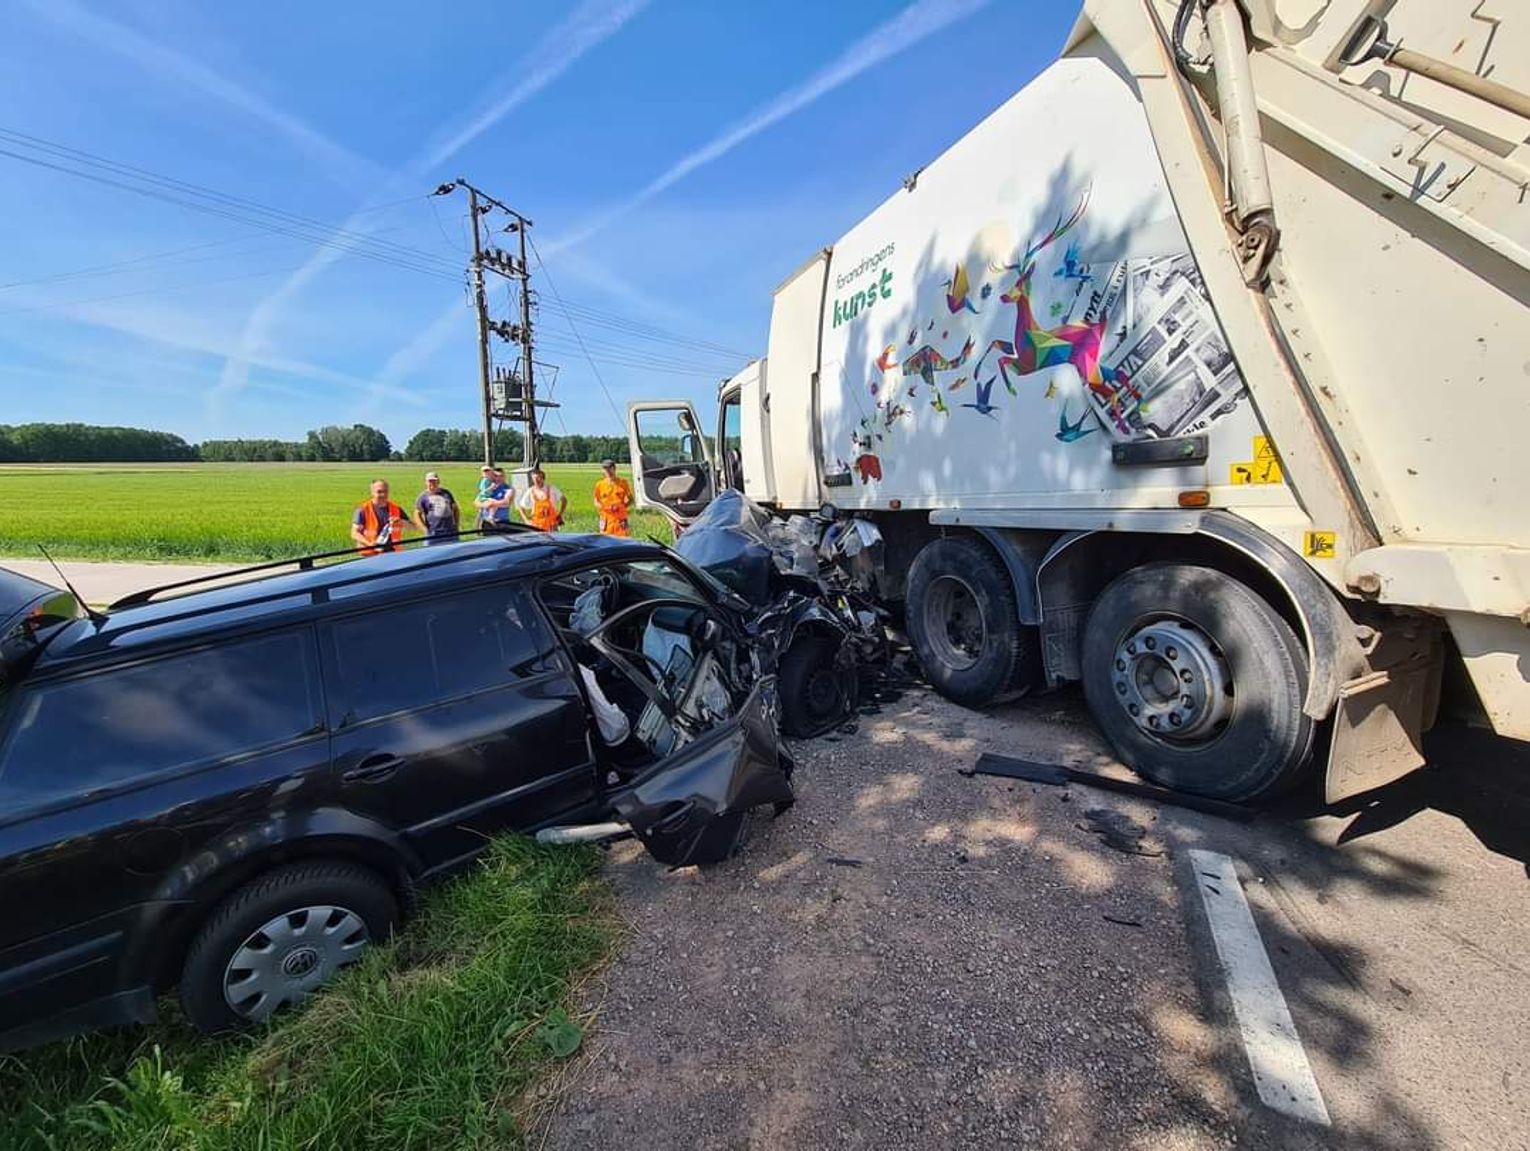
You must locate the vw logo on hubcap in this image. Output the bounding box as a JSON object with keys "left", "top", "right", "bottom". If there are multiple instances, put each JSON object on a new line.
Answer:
{"left": 282, "top": 946, "right": 321, "bottom": 979}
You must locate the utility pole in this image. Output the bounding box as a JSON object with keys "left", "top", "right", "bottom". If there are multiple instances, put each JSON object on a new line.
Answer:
{"left": 434, "top": 178, "right": 552, "bottom": 474}
{"left": 509, "top": 212, "right": 536, "bottom": 470}
{"left": 465, "top": 185, "right": 495, "bottom": 468}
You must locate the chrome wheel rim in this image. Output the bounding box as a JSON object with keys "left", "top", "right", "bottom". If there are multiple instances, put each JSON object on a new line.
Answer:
{"left": 223, "top": 905, "right": 370, "bottom": 1021}
{"left": 1112, "top": 617, "right": 1233, "bottom": 743}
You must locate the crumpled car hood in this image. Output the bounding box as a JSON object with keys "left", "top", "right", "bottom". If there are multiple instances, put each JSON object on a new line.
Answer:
{"left": 674, "top": 490, "right": 819, "bottom": 606}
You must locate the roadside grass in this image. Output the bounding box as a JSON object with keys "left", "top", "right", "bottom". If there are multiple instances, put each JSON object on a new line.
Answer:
{"left": 0, "top": 462, "right": 670, "bottom": 563}
{"left": 0, "top": 837, "right": 618, "bottom": 1151}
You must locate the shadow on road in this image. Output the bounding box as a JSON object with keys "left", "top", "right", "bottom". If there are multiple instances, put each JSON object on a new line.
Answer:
{"left": 1287, "top": 722, "right": 1530, "bottom": 876}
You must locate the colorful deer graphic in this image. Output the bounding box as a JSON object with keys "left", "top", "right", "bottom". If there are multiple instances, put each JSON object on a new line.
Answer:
{"left": 975, "top": 191, "right": 1139, "bottom": 430}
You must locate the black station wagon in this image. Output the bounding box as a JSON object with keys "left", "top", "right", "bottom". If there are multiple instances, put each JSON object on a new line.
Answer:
{"left": 0, "top": 532, "right": 793, "bottom": 1052}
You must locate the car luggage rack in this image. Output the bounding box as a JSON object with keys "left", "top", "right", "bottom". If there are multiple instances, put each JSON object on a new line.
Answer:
{"left": 107, "top": 526, "right": 538, "bottom": 610}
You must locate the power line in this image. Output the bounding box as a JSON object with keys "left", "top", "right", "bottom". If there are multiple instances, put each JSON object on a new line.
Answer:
{"left": 528, "top": 234, "right": 627, "bottom": 426}
{"left": 0, "top": 125, "right": 756, "bottom": 380}
{"left": 0, "top": 130, "right": 463, "bottom": 281}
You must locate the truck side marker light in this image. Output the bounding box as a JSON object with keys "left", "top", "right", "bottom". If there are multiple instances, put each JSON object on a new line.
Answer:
{"left": 1179, "top": 490, "right": 1211, "bottom": 508}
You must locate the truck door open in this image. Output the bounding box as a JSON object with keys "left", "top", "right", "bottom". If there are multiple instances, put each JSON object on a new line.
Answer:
{"left": 627, "top": 401, "right": 715, "bottom": 524}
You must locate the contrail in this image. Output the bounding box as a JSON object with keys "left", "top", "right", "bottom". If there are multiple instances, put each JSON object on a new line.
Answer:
{"left": 21, "top": 0, "right": 374, "bottom": 188}
{"left": 547, "top": 0, "right": 992, "bottom": 254}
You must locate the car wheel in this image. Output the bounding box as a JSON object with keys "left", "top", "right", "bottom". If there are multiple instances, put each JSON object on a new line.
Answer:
{"left": 179, "top": 861, "right": 398, "bottom": 1034}
{"left": 906, "top": 537, "right": 1037, "bottom": 707}
{"left": 1080, "top": 563, "right": 1315, "bottom": 802}
{"left": 779, "top": 634, "right": 850, "bottom": 737}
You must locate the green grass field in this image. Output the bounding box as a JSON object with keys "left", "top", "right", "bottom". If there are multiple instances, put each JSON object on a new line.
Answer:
{"left": 0, "top": 838, "right": 616, "bottom": 1151}
{"left": 0, "top": 462, "right": 670, "bottom": 563}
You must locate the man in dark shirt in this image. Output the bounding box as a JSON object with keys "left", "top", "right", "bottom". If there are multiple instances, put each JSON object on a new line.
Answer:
{"left": 412, "top": 471, "right": 460, "bottom": 545}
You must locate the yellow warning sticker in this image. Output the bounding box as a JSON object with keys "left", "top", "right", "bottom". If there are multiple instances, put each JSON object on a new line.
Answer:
{"left": 1303, "top": 531, "right": 1337, "bottom": 559}
{"left": 1229, "top": 457, "right": 1284, "bottom": 485}
{"left": 1253, "top": 435, "right": 1277, "bottom": 461}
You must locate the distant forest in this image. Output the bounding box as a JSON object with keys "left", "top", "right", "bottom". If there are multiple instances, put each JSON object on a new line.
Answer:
{"left": 0, "top": 423, "right": 632, "bottom": 465}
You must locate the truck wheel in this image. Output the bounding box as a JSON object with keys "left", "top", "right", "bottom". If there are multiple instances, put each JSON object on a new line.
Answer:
{"left": 1081, "top": 563, "right": 1315, "bottom": 802}
{"left": 907, "top": 537, "right": 1035, "bottom": 707}
{"left": 779, "top": 634, "right": 850, "bottom": 737}
{"left": 179, "top": 861, "right": 398, "bottom": 1034}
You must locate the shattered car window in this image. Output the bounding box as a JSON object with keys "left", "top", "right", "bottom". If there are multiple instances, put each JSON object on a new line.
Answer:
{"left": 540, "top": 560, "right": 753, "bottom": 764}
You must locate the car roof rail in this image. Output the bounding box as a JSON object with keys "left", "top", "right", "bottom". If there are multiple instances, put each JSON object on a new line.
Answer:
{"left": 107, "top": 526, "right": 540, "bottom": 611}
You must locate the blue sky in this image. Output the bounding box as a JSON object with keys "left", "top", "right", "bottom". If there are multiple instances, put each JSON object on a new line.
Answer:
{"left": 0, "top": 0, "right": 1076, "bottom": 450}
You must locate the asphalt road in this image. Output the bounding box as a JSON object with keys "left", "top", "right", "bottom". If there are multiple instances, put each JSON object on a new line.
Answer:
{"left": 3, "top": 559, "right": 237, "bottom": 605}
{"left": 541, "top": 687, "right": 1530, "bottom": 1149}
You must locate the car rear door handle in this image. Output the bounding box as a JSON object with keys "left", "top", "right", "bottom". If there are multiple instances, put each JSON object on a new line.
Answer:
{"left": 342, "top": 754, "right": 402, "bottom": 783}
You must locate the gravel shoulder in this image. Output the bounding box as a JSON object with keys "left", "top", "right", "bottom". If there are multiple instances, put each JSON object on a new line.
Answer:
{"left": 542, "top": 688, "right": 1278, "bottom": 1150}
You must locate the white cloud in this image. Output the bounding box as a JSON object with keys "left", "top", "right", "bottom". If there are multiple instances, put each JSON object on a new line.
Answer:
{"left": 20, "top": 0, "right": 374, "bottom": 189}
{"left": 547, "top": 0, "right": 991, "bottom": 254}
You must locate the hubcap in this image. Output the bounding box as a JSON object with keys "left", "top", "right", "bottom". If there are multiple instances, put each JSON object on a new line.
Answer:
{"left": 223, "top": 905, "right": 370, "bottom": 1022}
{"left": 926, "top": 575, "right": 987, "bottom": 671}
{"left": 1112, "top": 618, "right": 1232, "bottom": 742}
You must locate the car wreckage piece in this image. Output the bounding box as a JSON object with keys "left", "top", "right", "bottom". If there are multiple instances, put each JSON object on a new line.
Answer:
{"left": 673, "top": 490, "right": 888, "bottom": 737}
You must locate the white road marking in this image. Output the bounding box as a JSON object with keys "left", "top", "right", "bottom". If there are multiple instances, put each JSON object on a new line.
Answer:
{"left": 1189, "top": 848, "right": 1332, "bottom": 1127}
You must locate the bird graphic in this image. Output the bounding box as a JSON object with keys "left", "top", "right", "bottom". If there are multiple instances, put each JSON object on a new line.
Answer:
{"left": 961, "top": 375, "right": 1000, "bottom": 418}
{"left": 1056, "top": 401, "right": 1098, "bottom": 442}
{"left": 931, "top": 389, "right": 949, "bottom": 415}
{"left": 948, "top": 376, "right": 968, "bottom": 392}
{"left": 943, "top": 263, "right": 980, "bottom": 314}
{"left": 1053, "top": 240, "right": 1092, "bottom": 283}
{"left": 875, "top": 344, "right": 899, "bottom": 372}
{"left": 907, "top": 328, "right": 918, "bottom": 346}
{"left": 1043, "top": 380, "right": 1058, "bottom": 399}
{"left": 980, "top": 283, "right": 994, "bottom": 300}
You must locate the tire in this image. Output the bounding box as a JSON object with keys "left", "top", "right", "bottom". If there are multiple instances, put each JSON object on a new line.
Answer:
{"left": 1081, "top": 563, "right": 1315, "bottom": 802}
{"left": 179, "top": 861, "right": 398, "bottom": 1034}
{"left": 906, "top": 537, "right": 1037, "bottom": 708}
{"left": 779, "top": 633, "right": 850, "bottom": 737}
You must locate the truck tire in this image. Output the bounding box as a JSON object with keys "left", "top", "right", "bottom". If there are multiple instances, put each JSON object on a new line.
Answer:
{"left": 179, "top": 861, "right": 398, "bottom": 1034}
{"left": 1080, "top": 563, "right": 1315, "bottom": 802}
{"left": 907, "top": 536, "right": 1036, "bottom": 707}
{"left": 779, "top": 633, "right": 851, "bottom": 737}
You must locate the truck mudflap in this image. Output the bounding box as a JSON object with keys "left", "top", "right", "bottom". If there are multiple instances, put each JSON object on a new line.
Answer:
{"left": 608, "top": 685, "right": 795, "bottom": 867}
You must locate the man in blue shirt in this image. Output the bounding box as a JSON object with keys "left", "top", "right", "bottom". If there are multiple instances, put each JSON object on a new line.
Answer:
{"left": 475, "top": 466, "right": 514, "bottom": 531}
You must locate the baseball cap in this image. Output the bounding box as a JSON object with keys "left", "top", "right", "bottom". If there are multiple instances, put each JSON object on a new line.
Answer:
{"left": 600, "top": 458, "right": 617, "bottom": 468}
{"left": 424, "top": 470, "right": 439, "bottom": 481}
{"left": 480, "top": 464, "right": 494, "bottom": 473}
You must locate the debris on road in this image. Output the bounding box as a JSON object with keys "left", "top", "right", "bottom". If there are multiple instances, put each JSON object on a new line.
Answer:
{"left": 1078, "top": 808, "right": 1164, "bottom": 858}
{"left": 964, "top": 752, "right": 1255, "bottom": 822}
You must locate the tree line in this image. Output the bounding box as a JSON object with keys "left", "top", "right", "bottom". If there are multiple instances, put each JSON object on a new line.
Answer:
{"left": 0, "top": 423, "right": 633, "bottom": 464}
{"left": 0, "top": 423, "right": 198, "bottom": 462}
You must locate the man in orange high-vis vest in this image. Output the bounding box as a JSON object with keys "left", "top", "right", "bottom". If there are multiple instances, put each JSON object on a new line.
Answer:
{"left": 516, "top": 467, "right": 567, "bottom": 532}
{"left": 593, "top": 458, "right": 633, "bottom": 537}
{"left": 350, "top": 479, "right": 413, "bottom": 555}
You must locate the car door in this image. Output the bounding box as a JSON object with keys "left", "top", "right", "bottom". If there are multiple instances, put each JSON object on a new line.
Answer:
{"left": 627, "top": 400, "right": 715, "bottom": 525}
{"left": 320, "top": 581, "right": 598, "bottom": 873}
{"left": 0, "top": 628, "right": 329, "bottom": 1047}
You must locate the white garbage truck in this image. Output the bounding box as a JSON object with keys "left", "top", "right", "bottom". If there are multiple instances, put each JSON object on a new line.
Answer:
{"left": 627, "top": 0, "right": 1529, "bottom": 803}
